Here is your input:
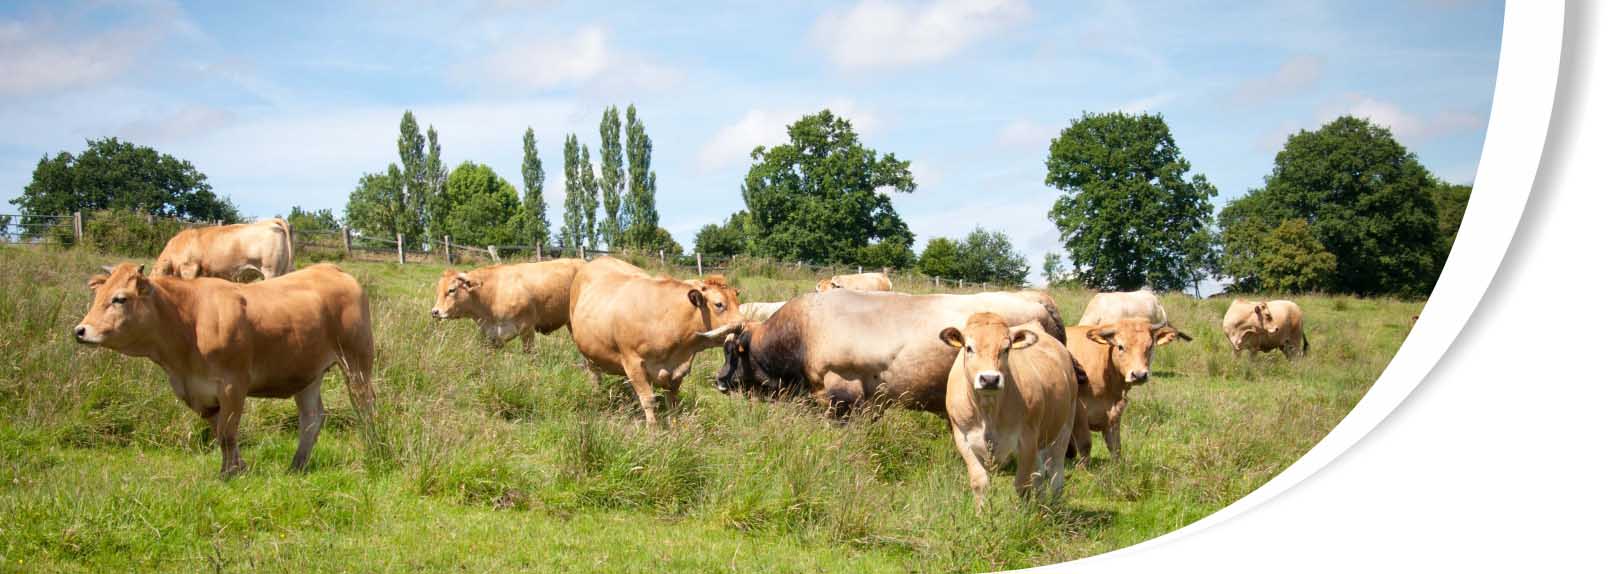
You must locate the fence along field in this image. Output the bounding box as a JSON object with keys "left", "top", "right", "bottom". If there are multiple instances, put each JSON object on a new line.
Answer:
{"left": 0, "top": 228, "right": 1422, "bottom": 572}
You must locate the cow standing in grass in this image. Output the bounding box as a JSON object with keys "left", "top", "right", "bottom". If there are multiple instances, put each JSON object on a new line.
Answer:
{"left": 1065, "top": 318, "right": 1188, "bottom": 465}
{"left": 567, "top": 257, "right": 744, "bottom": 425}
{"left": 1222, "top": 299, "right": 1309, "bottom": 358}
{"left": 73, "top": 262, "right": 375, "bottom": 477}
{"left": 941, "top": 312, "right": 1081, "bottom": 507}
{"left": 153, "top": 218, "right": 294, "bottom": 281}
{"left": 1077, "top": 288, "right": 1168, "bottom": 326}
{"left": 430, "top": 259, "right": 584, "bottom": 352}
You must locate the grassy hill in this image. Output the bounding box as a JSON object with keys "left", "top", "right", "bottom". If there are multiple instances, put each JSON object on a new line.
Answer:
{"left": 0, "top": 246, "right": 1422, "bottom": 573}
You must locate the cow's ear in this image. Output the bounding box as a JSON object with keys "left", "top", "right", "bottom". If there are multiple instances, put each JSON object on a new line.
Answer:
{"left": 939, "top": 327, "right": 965, "bottom": 349}
{"left": 87, "top": 275, "right": 108, "bottom": 291}
{"left": 1010, "top": 328, "right": 1039, "bottom": 349}
{"left": 100, "top": 265, "right": 117, "bottom": 274}
{"left": 1154, "top": 326, "right": 1186, "bottom": 346}
{"left": 688, "top": 289, "right": 706, "bottom": 308}
{"left": 1086, "top": 327, "right": 1116, "bottom": 346}
{"left": 134, "top": 273, "right": 152, "bottom": 295}
{"left": 136, "top": 263, "right": 146, "bottom": 276}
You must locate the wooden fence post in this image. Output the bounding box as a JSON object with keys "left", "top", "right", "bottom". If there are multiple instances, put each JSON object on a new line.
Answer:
{"left": 578, "top": 245, "right": 585, "bottom": 259}
{"left": 396, "top": 233, "right": 405, "bottom": 264}
{"left": 958, "top": 278, "right": 963, "bottom": 289}
{"left": 934, "top": 276, "right": 939, "bottom": 288}
{"left": 443, "top": 235, "right": 452, "bottom": 264}
{"left": 659, "top": 249, "right": 665, "bottom": 265}
{"left": 487, "top": 245, "right": 500, "bottom": 263}
{"left": 341, "top": 226, "right": 352, "bottom": 257}
{"left": 858, "top": 265, "right": 863, "bottom": 274}
{"left": 535, "top": 241, "right": 543, "bottom": 262}
{"left": 696, "top": 253, "right": 704, "bottom": 275}
{"left": 73, "top": 212, "right": 83, "bottom": 244}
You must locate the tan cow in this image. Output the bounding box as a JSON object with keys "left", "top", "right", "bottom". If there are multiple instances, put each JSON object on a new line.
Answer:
{"left": 1065, "top": 318, "right": 1188, "bottom": 465}
{"left": 815, "top": 271, "right": 892, "bottom": 293}
{"left": 1222, "top": 299, "right": 1309, "bottom": 358}
{"left": 430, "top": 259, "right": 584, "bottom": 352}
{"left": 1077, "top": 288, "right": 1168, "bottom": 326}
{"left": 941, "top": 313, "right": 1080, "bottom": 507}
{"left": 715, "top": 289, "right": 1073, "bottom": 415}
{"left": 739, "top": 300, "right": 787, "bottom": 322}
{"left": 153, "top": 218, "right": 294, "bottom": 281}
{"left": 74, "top": 262, "right": 374, "bottom": 476}
{"left": 567, "top": 256, "right": 744, "bottom": 424}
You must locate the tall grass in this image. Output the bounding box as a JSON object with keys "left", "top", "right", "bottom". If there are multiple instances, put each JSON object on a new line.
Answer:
{"left": 0, "top": 245, "right": 1422, "bottom": 572}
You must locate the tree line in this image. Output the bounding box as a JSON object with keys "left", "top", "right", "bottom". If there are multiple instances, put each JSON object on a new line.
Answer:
{"left": 338, "top": 106, "right": 678, "bottom": 256}
{"left": 694, "top": 110, "right": 1467, "bottom": 296}
{"left": 13, "top": 106, "right": 1467, "bottom": 298}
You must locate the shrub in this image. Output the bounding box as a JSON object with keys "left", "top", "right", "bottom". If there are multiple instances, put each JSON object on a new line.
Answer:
{"left": 81, "top": 209, "right": 188, "bottom": 258}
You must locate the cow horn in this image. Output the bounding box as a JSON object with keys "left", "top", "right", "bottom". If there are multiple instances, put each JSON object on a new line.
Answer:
{"left": 697, "top": 322, "right": 743, "bottom": 340}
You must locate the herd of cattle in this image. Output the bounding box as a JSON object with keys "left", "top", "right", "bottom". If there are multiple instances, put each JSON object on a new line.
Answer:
{"left": 68, "top": 218, "right": 1311, "bottom": 504}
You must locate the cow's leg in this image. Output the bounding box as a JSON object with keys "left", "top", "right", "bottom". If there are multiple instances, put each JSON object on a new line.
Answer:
{"left": 1046, "top": 425, "right": 1071, "bottom": 499}
{"left": 951, "top": 425, "right": 992, "bottom": 510}
{"left": 1072, "top": 428, "right": 1093, "bottom": 467}
{"left": 290, "top": 380, "right": 325, "bottom": 472}
{"left": 620, "top": 356, "right": 658, "bottom": 425}
{"left": 213, "top": 379, "right": 248, "bottom": 477}
{"left": 1014, "top": 438, "right": 1039, "bottom": 500}
{"left": 1104, "top": 398, "right": 1128, "bottom": 462}
{"left": 520, "top": 329, "right": 536, "bottom": 353}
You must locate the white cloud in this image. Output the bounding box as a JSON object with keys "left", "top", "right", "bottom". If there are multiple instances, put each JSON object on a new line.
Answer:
{"left": 1232, "top": 55, "right": 1324, "bottom": 105}
{"left": 115, "top": 105, "right": 237, "bottom": 143}
{"left": 1118, "top": 92, "right": 1176, "bottom": 114}
{"left": 697, "top": 99, "right": 880, "bottom": 172}
{"left": 0, "top": 13, "right": 168, "bottom": 96}
{"left": 1320, "top": 94, "right": 1485, "bottom": 141}
{"left": 810, "top": 0, "right": 1032, "bottom": 71}
{"left": 995, "top": 119, "right": 1059, "bottom": 149}
{"left": 474, "top": 25, "right": 681, "bottom": 93}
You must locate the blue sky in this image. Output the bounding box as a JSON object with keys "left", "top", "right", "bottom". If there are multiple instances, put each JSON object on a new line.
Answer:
{"left": 0, "top": 0, "right": 1504, "bottom": 276}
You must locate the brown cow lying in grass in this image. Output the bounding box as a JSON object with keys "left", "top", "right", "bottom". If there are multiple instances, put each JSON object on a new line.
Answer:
{"left": 430, "top": 259, "right": 584, "bottom": 352}
{"left": 568, "top": 256, "right": 744, "bottom": 425}
{"left": 74, "top": 262, "right": 375, "bottom": 477}
{"left": 1065, "top": 318, "right": 1187, "bottom": 465}
{"left": 941, "top": 312, "right": 1080, "bottom": 508}
{"left": 153, "top": 218, "right": 294, "bottom": 281}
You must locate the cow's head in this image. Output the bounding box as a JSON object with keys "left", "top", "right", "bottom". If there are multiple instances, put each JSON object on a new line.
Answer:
{"left": 75, "top": 263, "right": 155, "bottom": 349}
{"left": 1252, "top": 302, "right": 1276, "bottom": 333}
{"left": 430, "top": 269, "right": 480, "bottom": 320}
{"left": 940, "top": 312, "right": 1039, "bottom": 393}
{"left": 689, "top": 275, "right": 744, "bottom": 342}
{"left": 815, "top": 278, "right": 841, "bottom": 292}
{"left": 1085, "top": 318, "right": 1188, "bottom": 385}
{"left": 716, "top": 322, "right": 771, "bottom": 395}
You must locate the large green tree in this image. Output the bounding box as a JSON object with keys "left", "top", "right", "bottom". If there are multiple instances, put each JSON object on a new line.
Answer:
{"left": 1220, "top": 116, "right": 1441, "bottom": 296}
{"left": 285, "top": 206, "right": 340, "bottom": 235}
{"left": 916, "top": 228, "right": 1028, "bottom": 285}
{"left": 424, "top": 126, "right": 449, "bottom": 240}
{"left": 438, "top": 162, "right": 523, "bottom": 247}
{"left": 693, "top": 210, "right": 752, "bottom": 258}
{"left": 623, "top": 104, "right": 661, "bottom": 249}
{"left": 598, "top": 106, "right": 625, "bottom": 248}
{"left": 345, "top": 165, "right": 408, "bottom": 240}
{"left": 517, "top": 127, "right": 551, "bottom": 248}
{"left": 1432, "top": 181, "right": 1471, "bottom": 261}
{"left": 12, "top": 137, "right": 239, "bottom": 224}
{"left": 1045, "top": 111, "right": 1216, "bottom": 291}
{"left": 742, "top": 110, "right": 917, "bottom": 269}
{"left": 560, "top": 135, "right": 600, "bottom": 250}
{"left": 395, "top": 111, "right": 429, "bottom": 247}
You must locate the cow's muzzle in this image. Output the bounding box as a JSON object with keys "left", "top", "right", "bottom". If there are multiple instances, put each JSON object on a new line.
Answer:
{"left": 73, "top": 325, "right": 99, "bottom": 345}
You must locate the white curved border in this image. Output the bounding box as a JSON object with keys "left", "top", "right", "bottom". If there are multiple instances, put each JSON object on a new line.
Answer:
{"left": 1025, "top": 2, "right": 1565, "bottom": 571}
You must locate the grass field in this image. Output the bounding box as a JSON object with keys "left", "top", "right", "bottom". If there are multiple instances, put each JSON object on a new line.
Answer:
{"left": 0, "top": 246, "right": 1424, "bottom": 573}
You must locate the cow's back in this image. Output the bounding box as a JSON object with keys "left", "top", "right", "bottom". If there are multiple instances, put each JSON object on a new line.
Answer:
{"left": 567, "top": 257, "right": 653, "bottom": 374}
{"left": 798, "top": 290, "right": 1067, "bottom": 412}
{"left": 506, "top": 259, "right": 584, "bottom": 334}
{"left": 1079, "top": 290, "right": 1164, "bottom": 325}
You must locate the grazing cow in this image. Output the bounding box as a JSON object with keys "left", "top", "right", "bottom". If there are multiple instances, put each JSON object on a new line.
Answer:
{"left": 568, "top": 256, "right": 744, "bottom": 424}
{"left": 73, "top": 262, "right": 374, "bottom": 476}
{"left": 1222, "top": 299, "right": 1309, "bottom": 358}
{"left": 1077, "top": 288, "right": 1168, "bottom": 326}
{"left": 1065, "top": 318, "right": 1188, "bottom": 465}
{"left": 430, "top": 259, "right": 584, "bottom": 351}
{"left": 942, "top": 312, "right": 1080, "bottom": 507}
{"left": 739, "top": 300, "right": 787, "bottom": 322}
{"left": 153, "top": 218, "right": 294, "bottom": 281}
{"left": 714, "top": 289, "right": 1073, "bottom": 415}
{"left": 814, "top": 271, "right": 892, "bottom": 293}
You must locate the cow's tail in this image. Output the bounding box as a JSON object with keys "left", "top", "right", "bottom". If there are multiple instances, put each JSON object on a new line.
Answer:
{"left": 1303, "top": 331, "right": 1311, "bottom": 356}
{"left": 1036, "top": 291, "right": 1068, "bottom": 345}
{"left": 270, "top": 217, "right": 294, "bottom": 272}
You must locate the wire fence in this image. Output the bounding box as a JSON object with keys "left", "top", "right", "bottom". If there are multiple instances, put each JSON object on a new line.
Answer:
{"left": 2, "top": 211, "right": 1024, "bottom": 291}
